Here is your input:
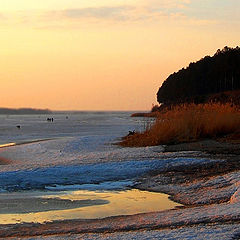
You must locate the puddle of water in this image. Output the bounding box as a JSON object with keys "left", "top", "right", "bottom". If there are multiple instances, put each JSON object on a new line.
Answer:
{"left": 0, "top": 143, "right": 16, "bottom": 148}
{"left": 0, "top": 189, "right": 181, "bottom": 224}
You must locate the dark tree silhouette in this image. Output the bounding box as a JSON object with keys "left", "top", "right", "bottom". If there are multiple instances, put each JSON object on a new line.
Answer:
{"left": 157, "top": 46, "right": 240, "bottom": 106}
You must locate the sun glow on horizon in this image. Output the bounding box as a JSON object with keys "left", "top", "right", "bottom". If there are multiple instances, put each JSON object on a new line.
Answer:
{"left": 0, "top": 0, "right": 239, "bottom": 110}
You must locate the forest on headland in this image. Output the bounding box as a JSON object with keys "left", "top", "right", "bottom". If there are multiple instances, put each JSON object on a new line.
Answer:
{"left": 123, "top": 46, "right": 240, "bottom": 147}
{"left": 157, "top": 46, "right": 240, "bottom": 107}
{"left": 0, "top": 108, "right": 52, "bottom": 115}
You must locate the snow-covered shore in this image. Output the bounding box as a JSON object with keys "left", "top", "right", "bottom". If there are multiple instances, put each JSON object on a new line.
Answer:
{"left": 18, "top": 223, "right": 240, "bottom": 240}
{"left": 1, "top": 145, "right": 240, "bottom": 239}
{"left": 1, "top": 113, "right": 240, "bottom": 239}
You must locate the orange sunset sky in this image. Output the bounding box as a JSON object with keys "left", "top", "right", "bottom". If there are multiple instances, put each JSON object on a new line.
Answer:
{"left": 0, "top": 0, "right": 239, "bottom": 110}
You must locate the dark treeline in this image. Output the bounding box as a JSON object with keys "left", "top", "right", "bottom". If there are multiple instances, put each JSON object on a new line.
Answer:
{"left": 0, "top": 108, "right": 52, "bottom": 115}
{"left": 157, "top": 46, "right": 240, "bottom": 105}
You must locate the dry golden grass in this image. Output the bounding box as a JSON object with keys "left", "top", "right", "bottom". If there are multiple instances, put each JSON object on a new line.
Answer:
{"left": 120, "top": 103, "right": 240, "bottom": 147}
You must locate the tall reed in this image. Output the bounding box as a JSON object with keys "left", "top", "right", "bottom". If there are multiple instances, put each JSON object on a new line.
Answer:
{"left": 120, "top": 103, "right": 240, "bottom": 147}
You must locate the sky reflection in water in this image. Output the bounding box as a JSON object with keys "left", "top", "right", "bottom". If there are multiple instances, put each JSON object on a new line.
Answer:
{"left": 0, "top": 189, "right": 181, "bottom": 224}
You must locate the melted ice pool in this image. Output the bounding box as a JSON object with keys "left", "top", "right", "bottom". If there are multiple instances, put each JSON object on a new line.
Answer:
{"left": 0, "top": 188, "right": 181, "bottom": 224}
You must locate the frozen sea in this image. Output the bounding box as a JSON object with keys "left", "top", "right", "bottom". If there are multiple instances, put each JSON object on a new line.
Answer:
{"left": 0, "top": 112, "right": 186, "bottom": 223}
{"left": 0, "top": 112, "right": 209, "bottom": 192}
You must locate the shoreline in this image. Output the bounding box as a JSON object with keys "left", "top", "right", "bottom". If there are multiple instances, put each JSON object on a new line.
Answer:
{"left": 0, "top": 139, "right": 240, "bottom": 238}
{"left": 137, "top": 139, "right": 240, "bottom": 205}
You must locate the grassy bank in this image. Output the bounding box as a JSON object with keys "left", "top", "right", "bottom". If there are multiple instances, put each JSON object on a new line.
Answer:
{"left": 120, "top": 103, "right": 240, "bottom": 147}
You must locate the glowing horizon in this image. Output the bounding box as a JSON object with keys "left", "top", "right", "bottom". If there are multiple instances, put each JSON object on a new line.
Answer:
{"left": 0, "top": 0, "right": 239, "bottom": 110}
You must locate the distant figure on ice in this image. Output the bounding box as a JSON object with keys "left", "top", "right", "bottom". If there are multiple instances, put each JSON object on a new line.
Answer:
{"left": 16, "top": 125, "right": 21, "bottom": 129}
{"left": 47, "top": 118, "right": 54, "bottom": 122}
{"left": 128, "top": 130, "right": 136, "bottom": 136}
